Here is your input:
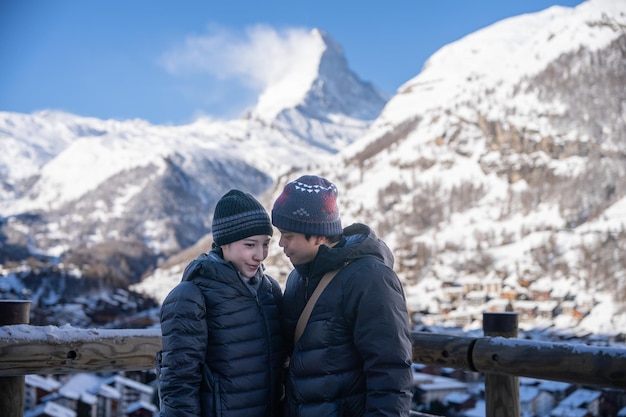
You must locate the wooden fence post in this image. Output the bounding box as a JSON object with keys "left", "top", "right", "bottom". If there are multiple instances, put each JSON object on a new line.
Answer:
{"left": 0, "top": 300, "right": 31, "bottom": 417}
{"left": 483, "top": 312, "right": 520, "bottom": 417}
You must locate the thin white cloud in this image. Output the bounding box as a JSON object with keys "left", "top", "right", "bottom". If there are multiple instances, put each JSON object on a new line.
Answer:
{"left": 160, "top": 24, "right": 322, "bottom": 91}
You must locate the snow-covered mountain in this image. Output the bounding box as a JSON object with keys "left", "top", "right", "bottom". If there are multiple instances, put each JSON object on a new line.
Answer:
{"left": 2, "top": 0, "right": 626, "bottom": 336}
{"left": 0, "top": 28, "right": 386, "bottom": 286}
{"left": 253, "top": 29, "right": 388, "bottom": 152}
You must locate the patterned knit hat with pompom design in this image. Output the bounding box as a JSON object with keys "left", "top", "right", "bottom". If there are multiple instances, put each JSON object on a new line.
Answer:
{"left": 271, "top": 175, "right": 342, "bottom": 236}
{"left": 212, "top": 189, "right": 273, "bottom": 246}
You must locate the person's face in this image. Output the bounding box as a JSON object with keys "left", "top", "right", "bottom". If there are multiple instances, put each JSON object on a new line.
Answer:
{"left": 277, "top": 229, "right": 324, "bottom": 265}
{"left": 221, "top": 235, "right": 271, "bottom": 278}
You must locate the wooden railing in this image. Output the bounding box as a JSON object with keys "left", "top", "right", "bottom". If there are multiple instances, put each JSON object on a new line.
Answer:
{"left": 411, "top": 329, "right": 626, "bottom": 389}
{"left": 0, "top": 302, "right": 625, "bottom": 417}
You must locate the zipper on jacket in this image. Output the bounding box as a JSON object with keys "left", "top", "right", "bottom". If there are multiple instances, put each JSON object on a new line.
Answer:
{"left": 304, "top": 276, "right": 310, "bottom": 301}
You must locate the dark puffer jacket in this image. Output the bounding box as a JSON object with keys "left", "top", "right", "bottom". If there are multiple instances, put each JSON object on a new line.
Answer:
{"left": 158, "top": 250, "right": 286, "bottom": 417}
{"left": 282, "top": 223, "right": 413, "bottom": 417}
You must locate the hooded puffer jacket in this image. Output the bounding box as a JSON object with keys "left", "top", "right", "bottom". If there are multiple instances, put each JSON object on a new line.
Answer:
{"left": 282, "top": 223, "right": 413, "bottom": 417}
{"left": 158, "top": 250, "right": 286, "bottom": 417}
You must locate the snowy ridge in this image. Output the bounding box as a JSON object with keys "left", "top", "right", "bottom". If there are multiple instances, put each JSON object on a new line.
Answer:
{"left": 372, "top": 0, "right": 624, "bottom": 128}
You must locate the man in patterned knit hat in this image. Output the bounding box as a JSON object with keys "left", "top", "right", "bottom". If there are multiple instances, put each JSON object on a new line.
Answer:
{"left": 272, "top": 175, "right": 412, "bottom": 417}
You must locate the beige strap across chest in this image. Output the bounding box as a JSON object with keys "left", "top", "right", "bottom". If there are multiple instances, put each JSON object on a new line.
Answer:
{"left": 294, "top": 268, "right": 341, "bottom": 345}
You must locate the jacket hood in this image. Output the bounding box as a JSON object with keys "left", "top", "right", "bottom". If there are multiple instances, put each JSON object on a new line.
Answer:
{"left": 297, "top": 223, "right": 394, "bottom": 278}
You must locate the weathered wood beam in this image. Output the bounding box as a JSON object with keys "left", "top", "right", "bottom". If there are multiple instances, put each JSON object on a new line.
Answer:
{"left": 0, "top": 324, "right": 161, "bottom": 376}
{"left": 411, "top": 331, "right": 626, "bottom": 389}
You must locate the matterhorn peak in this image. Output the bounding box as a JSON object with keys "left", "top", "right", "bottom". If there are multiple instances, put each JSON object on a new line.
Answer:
{"left": 253, "top": 28, "right": 387, "bottom": 123}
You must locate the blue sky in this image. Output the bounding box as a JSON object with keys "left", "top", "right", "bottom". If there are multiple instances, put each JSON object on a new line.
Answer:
{"left": 0, "top": 0, "right": 585, "bottom": 125}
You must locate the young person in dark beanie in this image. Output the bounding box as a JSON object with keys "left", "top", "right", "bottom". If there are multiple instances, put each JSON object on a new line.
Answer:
{"left": 158, "top": 189, "right": 286, "bottom": 417}
{"left": 272, "top": 175, "right": 413, "bottom": 417}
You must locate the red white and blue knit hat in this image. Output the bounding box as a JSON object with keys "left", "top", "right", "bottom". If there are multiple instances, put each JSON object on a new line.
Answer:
{"left": 212, "top": 189, "right": 273, "bottom": 246}
{"left": 271, "top": 175, "right": 342, "bottom": 236}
